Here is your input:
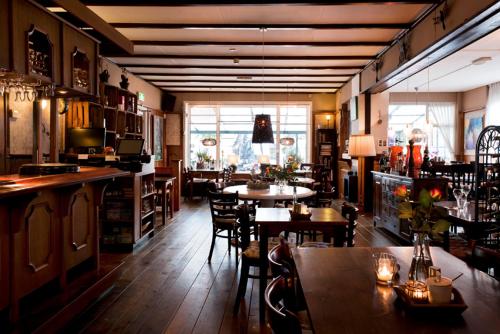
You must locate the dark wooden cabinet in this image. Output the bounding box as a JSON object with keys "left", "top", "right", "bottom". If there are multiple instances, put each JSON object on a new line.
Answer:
{"left": 0, "top": 202, "right": 9, "bottom": 311}
{"left": 372, "top": 172, "right": 448, "bottom": 242}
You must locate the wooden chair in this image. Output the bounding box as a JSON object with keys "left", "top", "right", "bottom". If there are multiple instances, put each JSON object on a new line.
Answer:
{"left": 300, "top": 163, "right": 314, "bottom": 171}
{"left": 265, "top": 277, "right": 304, "bottom": 334}
{"left": 155, "top": 167, "right": 174, "bottom": 224}
{"left": 207, "top": 191, "right": 239, "bottom": 263}
{"left": 233, "top": 203, "right": 262, "bottom": 313}
{"left": 469, "top": 241, "right": 500, "bottom": 279}
{"left": 268, "top": 238, "right": 293, "bottom": 279}
{"left": 183, "top": 167, "right": 209, "bottom": 201}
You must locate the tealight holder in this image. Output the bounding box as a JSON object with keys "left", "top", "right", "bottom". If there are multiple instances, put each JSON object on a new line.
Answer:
{"left": 372, "top": 253, "right": 398, "bottom": 285}
{"left": 404, "top": 280, "right": 428, "bottom": 303}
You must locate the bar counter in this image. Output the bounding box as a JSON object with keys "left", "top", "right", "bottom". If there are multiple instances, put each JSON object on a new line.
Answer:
{"left": 0, "top": 167, "right": 129, "bottom": 330}
{"left": 0, "top": 167, "right": 129, "bottom": 199}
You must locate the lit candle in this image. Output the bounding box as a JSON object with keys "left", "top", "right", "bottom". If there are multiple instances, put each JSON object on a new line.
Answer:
{"left": 376, "top": 258, "right": 394, "bottom": 282}
{"left": 404, "top": 280, "right": 428, "bottom": 302}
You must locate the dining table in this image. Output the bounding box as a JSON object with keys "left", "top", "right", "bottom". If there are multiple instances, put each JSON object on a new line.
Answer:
{"left": 435, "top": 201, "right": 496, "bottom": 240}
{"left": 255, "top": 207, "right": 348, "bottom": 322}
{"left": 292, "top": 246, "right": 500, "bottom": 334}
{"left": 223, "top": 184, "right": 315, "bottom": 207}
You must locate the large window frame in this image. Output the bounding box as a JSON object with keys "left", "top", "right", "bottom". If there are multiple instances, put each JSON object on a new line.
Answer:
{"left": 184, "top": 101, "right": 312, "bottom": 170}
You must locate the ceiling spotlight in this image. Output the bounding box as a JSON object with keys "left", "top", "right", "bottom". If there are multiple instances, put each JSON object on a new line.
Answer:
{"left": 229, "top": 48, "right": 237, "bottom": 52}
{"left": 237, "top": 76, "right": 252, "bottom": 80}
{"left": 233, "top": 58, "right": 239, "bottom": 64}
{"left": 472, "top": 57, "right": 492, "bottom": 65}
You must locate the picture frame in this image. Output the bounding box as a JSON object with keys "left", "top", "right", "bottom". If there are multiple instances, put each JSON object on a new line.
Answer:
{"left": 464, "top": 110, "right": 485, "bottom": 155}
{"left": 350, "top": 96, "right": 358, "bottom": 121}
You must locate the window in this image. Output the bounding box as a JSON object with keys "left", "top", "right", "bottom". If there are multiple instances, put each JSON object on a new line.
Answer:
{"left": 388, "top": 103, "right": 455, "bottom": 162}
{"left": 186, "top": 103, "right": 311, "bottom": 170}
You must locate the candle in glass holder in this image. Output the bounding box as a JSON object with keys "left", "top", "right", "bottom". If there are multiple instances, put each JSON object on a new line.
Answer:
{"left": 404, "top": 280, "right": 428, "bottom": 302}
{"left": 373, "top": 253, "right": 397, "bottom": 285}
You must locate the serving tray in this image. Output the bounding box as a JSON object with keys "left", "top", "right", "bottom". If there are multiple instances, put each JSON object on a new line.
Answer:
{"left": 393, "top": 286, "right": 468, "bottom": 316}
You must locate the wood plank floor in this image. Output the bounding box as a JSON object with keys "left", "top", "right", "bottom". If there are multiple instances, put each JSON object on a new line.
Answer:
{"left": 68, "top": 200, "right": 401, "bottom": 334}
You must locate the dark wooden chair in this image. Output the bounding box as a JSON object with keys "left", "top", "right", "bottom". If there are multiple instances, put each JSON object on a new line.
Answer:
{"left": 183, "top": 167, "right": 209, "bottom": 201}
{"left": 233, "top": 203, "right": 262, "bottom": 313}
{"left": 207, "top": 191, "right": 239, "bottom": 263}
{"left": 265, "top": 277, "right": 304, "bottom": 334}
{"left": 467, "top": 240, "right": 500, "bottom": 279}
{"left": 268, "top": 238, "right": 293, "bottom": 279}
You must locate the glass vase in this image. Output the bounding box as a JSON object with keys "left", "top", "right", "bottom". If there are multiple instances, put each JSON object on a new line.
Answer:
{"left": 277, "top": 179, "right": 287, "bottom": 192}
{"left": 408, "top": 232, "right": 433, "bottom": 283}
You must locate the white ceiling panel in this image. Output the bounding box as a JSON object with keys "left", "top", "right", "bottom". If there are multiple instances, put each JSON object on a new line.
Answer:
{"left": 139, "top": 75, "right": 350, "bottom": 82}
{"left": 152, "top": 81, "right": 342, "bottom": 88}
{"left": 90, "top": 5, "right": 426, "bottom": 24}
{"left": 125, "top": 67, "right": 358, "bottom": 75}
{"left": 118, "top": 28, "right": 400, "bottom": 43}
{"left": 132, "top": 45, "right": 384, "bottom": 57}
{"left": 162, "top": 87, "right": 337, "bottom": 93}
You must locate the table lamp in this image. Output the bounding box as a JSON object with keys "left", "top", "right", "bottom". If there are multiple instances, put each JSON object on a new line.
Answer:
{"left": 348, "top": 134, "right": 376, "bottom": 210}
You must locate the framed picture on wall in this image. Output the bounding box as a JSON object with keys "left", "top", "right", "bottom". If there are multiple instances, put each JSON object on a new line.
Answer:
{"left": 153, "top": 115, "right": 164, "bottom": 161}
{"left": 464, "top": 110, "right": 485, "bottom": 155}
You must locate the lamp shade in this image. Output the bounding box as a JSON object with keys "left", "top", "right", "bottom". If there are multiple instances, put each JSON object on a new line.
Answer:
{"left": 258, "top": 155, "right": 270, "bottom": 164}
{"left": 279, "top": 137, "right": 295, "bottom": 146}
{"left": 227, "top": 154, "right": 239, "bottom": 165}
{"left": 201, "top": 138, "right": 216, "bottom": 146}
{"left": 252, "top": 114, "right": 274, "bottom": 143}
{"left": 348, "top": 134, "right": 376, "bottom": 157}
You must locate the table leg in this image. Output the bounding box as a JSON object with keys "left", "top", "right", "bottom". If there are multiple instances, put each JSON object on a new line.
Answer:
{"left": 259, "top": 225, "right": 269, "bottom": 323}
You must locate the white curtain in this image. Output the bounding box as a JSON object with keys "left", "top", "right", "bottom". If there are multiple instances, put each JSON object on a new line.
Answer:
{"left": 428, "top": 102, "right": 456, "bottom": 161}
{"left": 486, "top": 82, "right": 500, "bottom": 126}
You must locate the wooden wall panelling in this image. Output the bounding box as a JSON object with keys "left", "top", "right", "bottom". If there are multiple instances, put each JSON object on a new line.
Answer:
{"left": 9, "top": 190, "right": 62, "bottom": 321}
{"left": 61, "top": 184, "right": 96, "bottom": 272}
{"left": 0, "top": 203, "right": 9, "bottom": 311}
{"left": 62, "top": 25, "right": 96, "bottom": 95}
{"left": 11, "top": 0, "right": 61, "bottom": 84}
{"left": 0, "top": 0, "right": 9, "bottom": 69}
{"left": 0, "top": 96, "right": 6, "bottom": 174}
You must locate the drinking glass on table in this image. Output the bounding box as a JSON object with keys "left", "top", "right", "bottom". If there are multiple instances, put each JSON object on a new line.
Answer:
{"left": 453, "top": 188, "right": 464, "bottom": 210}
{"left": 462, "top": 184, "right": 471, "bottom": 201}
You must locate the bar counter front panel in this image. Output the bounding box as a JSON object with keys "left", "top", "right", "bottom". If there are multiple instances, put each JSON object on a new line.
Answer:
{"left": 0, "top": 167, "right": 128, "bottom": 324}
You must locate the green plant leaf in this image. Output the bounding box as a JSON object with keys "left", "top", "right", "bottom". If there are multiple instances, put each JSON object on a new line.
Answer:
{"left": 418, "top": 189, "right": 432, "bottom": 209}
{"left": 398, "top": 202, "right": 413, "bottom": 219}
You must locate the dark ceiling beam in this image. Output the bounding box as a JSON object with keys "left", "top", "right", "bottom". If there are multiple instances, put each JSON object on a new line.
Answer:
{"left": 132, "top": 40, "right": 390, "bottom": 47}
{"left": 112, "top": 54, "right": 374, "bottom": 60}
{"left": 112, "top": 22, "right": 409, "bottom": 30}
{"left": 81, "top": 1, "right": 438, "bottom": 6}
{"left": 52, "top": 0, "right": 134, "bottom": 54}
{"left": 158, "top": 85, "right": 337, "bottom": 89}
{"left": 148, "top": 79, "right": 346, "bottom": 84}
{"left": 121, "top": 64, "right": 363, "bottom": 70}
{"left": 135, "top": 73, "right": 350, "bottom": 77}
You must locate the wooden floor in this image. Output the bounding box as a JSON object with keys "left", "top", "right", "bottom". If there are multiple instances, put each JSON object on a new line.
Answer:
{"left": 68, "top": 200, "right": 401, "bottom": 334}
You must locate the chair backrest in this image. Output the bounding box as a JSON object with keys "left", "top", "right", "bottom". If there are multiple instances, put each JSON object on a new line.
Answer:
{"left": 265, "top": 277, "right": 302, "bottom": 334}
{"left": 315, "top": 187, "right": 335, "bottom": 207}
{"left": 470, "top": 241, "right": 500, "bottom": 279}
{"left": 300, "top": 163, "right": 314, "bottom": 171}
{"left": 312, "top": 164, "right": 324, "bottom": 182}
{"left": 341, "top": 202, "right": 359, "bottom": 247}
{"left": 208, "top": 191, "right": 238, "bottom": 223}
{"left": 236, "top": 203, "right": 252, "bottom": 250}
{"left": 155, "top": 166, "right": 172, "bottom": 177}
{"left": 268, "top": 238, "right": 293, "bottom": 278}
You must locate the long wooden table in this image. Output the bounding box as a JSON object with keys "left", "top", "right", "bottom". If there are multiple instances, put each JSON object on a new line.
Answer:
{"left": 292, "top": 246, "right": 500, "bottom": 334}
{"left": 256, "top": 207, "right": 348, "bottom": 322}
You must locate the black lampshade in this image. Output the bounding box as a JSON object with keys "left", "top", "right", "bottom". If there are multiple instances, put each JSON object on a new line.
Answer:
{"left": 252, "top": 114, "right": 274, "bottom": 144}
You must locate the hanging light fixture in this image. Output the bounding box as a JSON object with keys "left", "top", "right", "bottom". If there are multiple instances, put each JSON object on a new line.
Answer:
{"left": 201, "top": 138, "right": 216, "bottom": 146}
{"left": 280, "top": 85, "right": 294, "bottom": 146}
{"left": 252, "top": 27, "right": 274, "bottom": 144}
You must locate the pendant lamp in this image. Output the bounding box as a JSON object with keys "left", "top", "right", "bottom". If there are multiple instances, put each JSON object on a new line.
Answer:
{"left": 252, "top": 27, "right": 274, "bottom": 144}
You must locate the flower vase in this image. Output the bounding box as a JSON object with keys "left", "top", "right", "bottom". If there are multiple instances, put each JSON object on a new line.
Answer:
{"left": 277, "top": 179, "right": 287, "bottom": 192}
{"left": 408, "top": 232, "right": 433, "bottom": 282}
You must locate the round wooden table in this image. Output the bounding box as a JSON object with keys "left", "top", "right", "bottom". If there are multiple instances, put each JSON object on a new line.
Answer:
{"left": 223, "top": 184, "right": 316, "bottom": 207}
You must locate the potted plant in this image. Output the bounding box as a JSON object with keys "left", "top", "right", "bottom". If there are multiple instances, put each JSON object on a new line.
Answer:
{"left": 395, "top": 186, "right": 450, "bottom": 282}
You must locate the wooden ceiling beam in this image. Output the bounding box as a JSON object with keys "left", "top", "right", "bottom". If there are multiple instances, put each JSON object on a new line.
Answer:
{"left": 52, "top": 0, "right": 134, "bottom": 54}
{"left": 132, "top": 40, "right": 390, "bottom": 47}
{"left": 134, "top": 73, "right": 351, "bottom": 77}
{"left": 154, "top": 85, "right": 338, "bottom": 89}
{"left": 112, "top": 22, "right": 409, "bottom": 30}
{"left": 121, "top": 64, "right": 363, "bottom": 70}
{"left": 148, "top": 79, "right": 346, "bottom": 84}
{"left": 111, "top": 55, "right": 374, "bottom": 60}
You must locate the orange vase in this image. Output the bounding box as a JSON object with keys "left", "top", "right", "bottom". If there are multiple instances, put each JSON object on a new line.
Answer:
{"left": 406, "top": 145, "right": 423, "bottom": 169}
{"left": 389, "top": 146, "right": 403, "bottom": 169}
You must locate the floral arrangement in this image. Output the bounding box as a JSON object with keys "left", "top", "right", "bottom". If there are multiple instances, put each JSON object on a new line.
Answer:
{"left": 265, "top": 165, "right": 297, "bottom": 182}
{"left": 395, "top": 185, "right": 450, "bottom": 241}
{"left": 286, "top": 155, "right": 301, "bottom": 171}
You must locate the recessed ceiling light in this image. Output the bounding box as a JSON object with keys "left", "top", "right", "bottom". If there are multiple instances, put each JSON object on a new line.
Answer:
{"left": 472, "top": 56, "right": 493, "bottom": 65}
{"left": 237, "top": 76, "right": 252, "bottom": 80}
{"left": 233, "top": 58, "right": 239, "bottom": 64}
{"left": 229, "top": 48, "right": 237, "bottom": 52}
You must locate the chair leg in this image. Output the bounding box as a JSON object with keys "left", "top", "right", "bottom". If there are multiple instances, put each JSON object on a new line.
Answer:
{"left": 233, "top": 261, "right": 250, "bottom": 314}
{"left": 208, "top": 226, "right": 217, "bottom": 263}
{"left": 228, "top": 229, "right": 232, "bottom": 255}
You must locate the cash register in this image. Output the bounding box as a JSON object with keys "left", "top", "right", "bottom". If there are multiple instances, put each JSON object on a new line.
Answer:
{"left": 115, "top": 138, "right": 150, "bottom": 172}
